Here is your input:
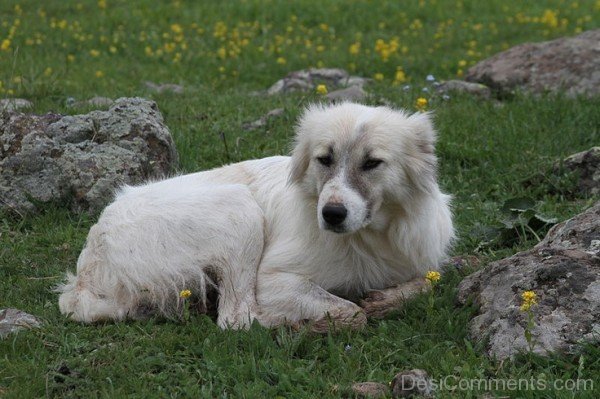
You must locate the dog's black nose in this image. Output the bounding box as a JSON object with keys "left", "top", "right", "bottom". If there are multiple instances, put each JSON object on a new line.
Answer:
{"left": 322, "top": 204, "right": 347, "bottom": 226}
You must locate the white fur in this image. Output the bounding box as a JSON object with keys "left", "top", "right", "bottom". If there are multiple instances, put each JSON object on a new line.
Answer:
{"left": 58, "top": 102, "right": 454, "bottom": 329}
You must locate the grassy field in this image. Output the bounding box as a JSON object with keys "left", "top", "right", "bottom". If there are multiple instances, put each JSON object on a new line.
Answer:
{"left": 1, "top": 0, "right": 599, "bottom": 397}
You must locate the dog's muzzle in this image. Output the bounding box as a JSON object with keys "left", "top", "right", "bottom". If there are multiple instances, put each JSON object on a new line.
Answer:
{"left": 322, "top": 203, "right": 348, "bottom": 227}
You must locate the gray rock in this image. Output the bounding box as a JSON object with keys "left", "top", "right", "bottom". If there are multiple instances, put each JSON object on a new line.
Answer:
{"left": 390, "top": 369, "right": 433, "bottom": 398}
{"left": 267, "top": 68, "right": 371, "bottom": 95}
{"left": 0, "top": 97, "right": 178, "bottom": 215}
{"left": 0, "top": 308, "right": 42, "bottom": 338}
{"left": 457, "top": 202, "right": 600, "bottom": 360}
{"left": 326, "top": 86, "right": 368, "bottom": 102}
{"left": 144, "top": 81, "right": 185, "bottom": 94}
{"left": 241, "top": 108, "right": 284, "bottom": 131}
{"left": 558, "top": 147, "right": 600, "bottom": 196}
{"left": 436, "top": 80, "right": 491, "bottom": 99}
{"left": 0, "top": 98, "right": 33, "bottom": 112}
{"left": 465, "top": 30, "right": 600, "bottom": 97}
{"left": 351, "top": 382, "right": 389, "bottom": 398}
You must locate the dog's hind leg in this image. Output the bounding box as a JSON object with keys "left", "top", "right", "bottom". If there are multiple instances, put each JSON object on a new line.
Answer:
{"left": 210, "top": 202, "right": 265, "bottom": 330}
{"left": 58, "top": 183, "right": 264, "bottom": 329}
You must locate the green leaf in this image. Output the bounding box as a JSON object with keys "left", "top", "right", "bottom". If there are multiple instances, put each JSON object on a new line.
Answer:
{"left": 501, "top": 197, "right": 536, "bottom": 214}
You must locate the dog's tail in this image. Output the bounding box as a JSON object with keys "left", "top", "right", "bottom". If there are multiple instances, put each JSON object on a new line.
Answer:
{"left": 57, "top": 270, "right": 213, "bottom": 323}
{"left": 57, "top": 272, "right": 129, "bottom": 322}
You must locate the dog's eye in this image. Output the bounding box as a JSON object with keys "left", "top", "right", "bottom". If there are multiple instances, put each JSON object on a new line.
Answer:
{"left": 317, "top": 155, "right": 333, "bottom": 167}
{"left": 362, "top": 159, "right": 383, "bottom": 171}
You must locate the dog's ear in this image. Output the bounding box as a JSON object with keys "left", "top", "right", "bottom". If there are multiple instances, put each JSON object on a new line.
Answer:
{"left": 403, "top": 112, "right": 439, "bottom": 193}
{"left": 288, "top": 138, "right": 310, "bottom": 185}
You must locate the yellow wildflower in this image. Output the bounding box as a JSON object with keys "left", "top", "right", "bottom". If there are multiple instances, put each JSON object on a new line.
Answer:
{"left": 180, "top": 289, "right": 192, "bottom": 299}
{"left": 43, "top": 67, "right": 53, "bottom": 77}
{"left": 276, "top": 57, "right": 286, "bottom": 65}
{"left": 416, "top": 97, "right": 428, "bottom": 111}
{"left": 520, "top": 290, "right": 538, "bottom": 311}
{"left": 1, "top": 39, "right": 11, "bottom": 51}
{"left": 98, "top": 0, "right": 107, "bottom": 9}
{"left": 541, "top": 9, "right": 559, "bottom": 28}
{"left": 316, "top": 84, "right": 328, "bottom": 95}
{"left": 171, "top": 24, "right": 183, "bottom": 34}
{"left": 425, "top": 270, "right": 441, "bottom": 283}
{"left": 374, "top": 73, "right": 384, "bottom": 81}
{"left": 67, "top": 54, "right": 75, "bottom": 62}
{"left": 95, "top": 70, "right": 104, "bottom": 78}
{"left": 89, "top": 49, "right": 100, "bottom": 57}
{"left": 349, "top": 42, "right": 360, "bottom": 55}
{"left": 394, "top": 68, "right": 406, "bottom": 84}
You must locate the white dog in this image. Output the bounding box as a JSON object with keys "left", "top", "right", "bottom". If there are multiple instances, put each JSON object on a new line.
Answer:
{"left": 58, "top": 102, "right": 454, "bottom": 330}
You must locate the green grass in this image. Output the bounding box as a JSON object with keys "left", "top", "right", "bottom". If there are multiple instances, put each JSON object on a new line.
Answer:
{"left": 1, "top": 0, "right": 600, "bottom": 397}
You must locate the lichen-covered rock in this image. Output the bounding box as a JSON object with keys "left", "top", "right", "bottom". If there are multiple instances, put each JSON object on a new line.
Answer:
{"left": 0, "top": 308, "right": 42, "bottom": 338}
{"left": 457, "top": 202, "right": 600, "bottom": 360}
{"left": 465, "top": 30, "right": 600, "bottom": 97}
{"left": 0, "top": 97, "right": 178, "bottom": 215}
{"left": 267, "top": 68, "right": 371, "bottom": 95}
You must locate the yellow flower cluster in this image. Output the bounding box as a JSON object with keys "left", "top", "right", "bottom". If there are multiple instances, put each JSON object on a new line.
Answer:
{"left": 315, "top": 84, "right": 328, "bottom": 95}
{"left": 179, "top": 289, "right": 192, "bottom": 299}
{"left": 416, "top": 97, "right": 428, "bottom": 111}
{"left": 374, "top": 37, "right": 400, "bottom": 62}
{"left": 425, "top": 270, "right": 441, "bottom": 283}
{"left": 393, "top": 67, "right": 407, "bottom": 85}
{"left": 520, "top": 290, "right": 538, "bottom": 312}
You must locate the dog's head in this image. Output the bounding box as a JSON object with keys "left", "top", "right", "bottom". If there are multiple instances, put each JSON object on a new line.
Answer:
{"left": 289, "top": 102, "right": 438, "bottom": 234}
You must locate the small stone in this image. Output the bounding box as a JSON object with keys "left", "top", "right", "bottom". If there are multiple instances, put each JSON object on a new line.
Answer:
{"left": 391, "top": 369, "right": 433, "bottom": 398}
{"left": 559, "top": 147, "right": 600, "bottom": 196}
{"left": 241, "top": 108, "right": 284, "bottom": 131}
{"left": 68, "top": 96, "right": 114, "bottom": 109}
{"left": 0, "top": 308, "right": 42, "bottom": 338}
{"left": 0, "top": 98, "right": 33, "bottom": 112}
{"left": 436, "top": 80, "right": 491, "bottom": 99}
{"left": 351, "top": 382, "right": 389, "bottom": 398}
{"left": 266, "top": 68, "right": 370, "bottom": 95}
{"left": 144, "top": 81, "right": 184, "bottom": 94}
{"left": 326, "top": 86, "right": 367, "bottom": 103}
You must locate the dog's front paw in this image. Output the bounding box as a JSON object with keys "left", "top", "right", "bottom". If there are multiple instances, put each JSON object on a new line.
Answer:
{"left": 217, "top": 302, "right": 259, "bottom": 330}
{"left": 360, "top": 278, "right": 430, "bottom": 319}
{"left": 310, "top": 304, "right": 367, "bottom": 333}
